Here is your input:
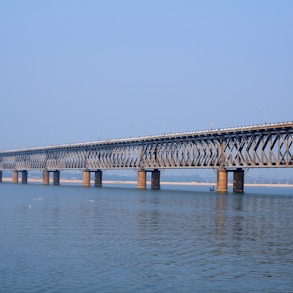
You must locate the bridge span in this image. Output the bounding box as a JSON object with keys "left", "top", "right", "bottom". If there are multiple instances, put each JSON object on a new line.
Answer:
{"left": 0, "top": 121, "right": 292, "bottom": 193}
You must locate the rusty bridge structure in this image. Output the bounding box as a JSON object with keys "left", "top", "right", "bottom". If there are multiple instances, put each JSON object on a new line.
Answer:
{"left": 0, "top": 121, "right": 292, "bottom": 192}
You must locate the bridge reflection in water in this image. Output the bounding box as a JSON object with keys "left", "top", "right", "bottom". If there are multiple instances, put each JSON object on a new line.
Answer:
{"left": 0, "top": 122, "right": 292, "bottom": 193}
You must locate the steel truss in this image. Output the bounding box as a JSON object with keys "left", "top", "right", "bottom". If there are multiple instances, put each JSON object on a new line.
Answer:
{"left": 0, "top": 122, "right": 292, "bottom": 171}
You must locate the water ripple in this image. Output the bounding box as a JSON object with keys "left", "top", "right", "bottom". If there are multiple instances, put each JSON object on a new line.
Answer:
{"left": 0, "top": 185, "right": 292, "bottom": 292}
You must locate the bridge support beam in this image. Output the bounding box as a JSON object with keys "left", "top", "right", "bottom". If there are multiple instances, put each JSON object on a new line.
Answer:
{"left": 217, "top": 169, "right": 228, "bottom": 193}
{"left": 22, "top": 170, "right": 28, "bottom": 184}
{"left": 233, "top": 168, "right": 244, "bottom": 193}
{"left": 137, "top": 170, "right": 146, "bottom": 189}
{"left": 151, "top": 169, "right": 160, "bottom": 190}
{"left": 43, "top": 170, "right": 50, "bottom": 185}
{"left": 0, "top": 171, "right": 2, "bottom": 183}
{"left": 83, "top": 170, "right": 90, "bottom": 187}
{"left": 12, "top": 170, "right": 18, "bottom": 184}
{"left": 53, "top": 170, "right": 60, "bottom": 185}
{"left": 95, "top": 170, "right": 102, "bottom": 187}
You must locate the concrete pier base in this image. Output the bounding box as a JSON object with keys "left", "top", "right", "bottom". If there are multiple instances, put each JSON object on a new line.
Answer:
{"left": 12, "top": 170, "right": 18, "bottom": 184}
{"left": 137, "top": 170, "right": 146, "bottom": 189}
{"left": 83, "top": 170, "right": 90, "bottom": 187}
{"left": 43, "top": 170, "right": 49, "bottom": 185}
{"left": 53, "top": 170, "right": 60, "bottom": 185}
{"left": 151, "top": 169, "right": 160, "bottom": 190}
{"left": 217, "top": 169, "right": 228, "bottom": 193}
{"left": 233, "top": 168, "right": 244, "bottom": 193}
{"left": 22, "top": 170, "right": 28, "bottom": 184}
{"left": 0, "top": 171, "right": 2, "bottom": 183}
{"left": 95, "top": 170, "right": 102, "bottom": 187}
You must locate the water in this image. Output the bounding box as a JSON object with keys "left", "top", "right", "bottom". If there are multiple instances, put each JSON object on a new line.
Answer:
{"left": 0, "top": 183, "right": 292, "bottom": 292}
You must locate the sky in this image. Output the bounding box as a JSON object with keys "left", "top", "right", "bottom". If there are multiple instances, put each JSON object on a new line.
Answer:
{"left": 0, "top": 0, "right": 293, "bottom": 150}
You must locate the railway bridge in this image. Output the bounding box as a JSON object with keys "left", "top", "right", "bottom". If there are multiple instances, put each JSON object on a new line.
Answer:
{"left": 0, "top": 121, "right": 292, "bottom": 193}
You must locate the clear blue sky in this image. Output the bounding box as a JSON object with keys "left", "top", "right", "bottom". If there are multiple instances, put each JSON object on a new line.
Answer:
{"left": 1, "top": 0, "right": 292, "bottom": 150}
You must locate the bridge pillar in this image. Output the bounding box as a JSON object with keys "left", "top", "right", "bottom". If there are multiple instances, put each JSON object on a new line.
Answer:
{"left": 233, "top": 168, "right": 244, "bottom": 193}
{"left": 83, "top": 170, "right": 90, "bottom": 187}
{"left": 22, "top": 170, "right": 28, "bottom": 184}
{"left": 95, "top": 170, "right": 102, "bottom": 187}
{"left": 43, "top": 170, "right": 50, "bottom": 185}
{"left": 0, "top": 171, "right": 2, "bottom": 183}
{"left": 151, "top": 169, "right": 160, "bottom": 190}
{"left": 217, "top": 169, "right": 228, "bottom": 193}
{"left": 137, "top": 170, "right": 146, "bottom": 189}
{"left": 12, "top": 170, "right": 18, "bottom": 184}
{"left": 53, "top": 170, "right": 60, "bottom": 185}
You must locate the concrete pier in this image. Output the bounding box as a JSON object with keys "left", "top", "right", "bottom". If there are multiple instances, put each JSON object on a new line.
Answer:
{"left": 151, "top": 169, "right": 160, "bottom": 190}
{"left": 53, "top": 170, "right": 60, "bottom": 185}
{"left": 95, "top": 170, "right": 102, "bottom": 187}
{"left": 43, "top": 170, "right": 50, "bottom": 185}
{"left": 22, "top": 170, "right": 28, "bottom": 184}
{"left": 233, "top": 168, "right": 244, "bottom": 193}
{"left": 12, "top": 170, "right": 18, "bottom": 184}
{"left": 82, "top": 170, "right": 90, "bottom": 187}
{"left": 0, "top": 171, "right": 2, "bottom": 183}
{"left": 217, "top": 169, "right": 228, "bottom": 193}
{"left": 137, "top": 170, "right": 146, "bottom": 189}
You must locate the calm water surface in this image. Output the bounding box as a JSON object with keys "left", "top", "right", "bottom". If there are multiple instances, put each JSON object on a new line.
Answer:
{"left": 0, "top": 183, "right": 292, "bottom": 292}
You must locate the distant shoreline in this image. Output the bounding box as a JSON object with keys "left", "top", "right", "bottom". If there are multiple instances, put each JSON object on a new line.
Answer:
{"left": 2, "top": 177, "right": 293, "bottom": 188}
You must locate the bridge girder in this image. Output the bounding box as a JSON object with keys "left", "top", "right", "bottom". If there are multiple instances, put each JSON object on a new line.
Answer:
{"left": 0, "top": 122, "right": 292, "bottom": 171}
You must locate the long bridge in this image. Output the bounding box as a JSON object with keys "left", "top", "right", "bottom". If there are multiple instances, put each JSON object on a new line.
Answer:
{"left": 0, "top": 121, "right": 292, "bottom": 193}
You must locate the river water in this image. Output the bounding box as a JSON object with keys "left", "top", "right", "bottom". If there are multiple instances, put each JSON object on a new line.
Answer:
{"left": 0, "top": 183, "right": 292, "bottom": 292}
